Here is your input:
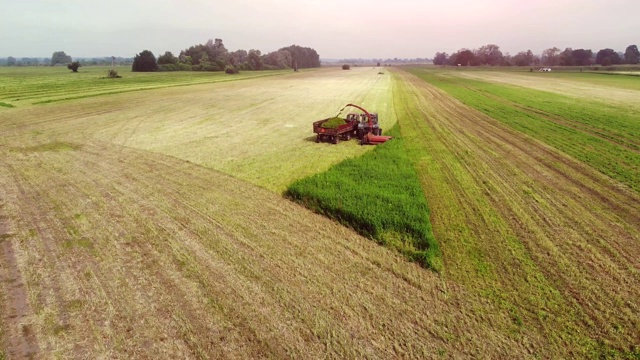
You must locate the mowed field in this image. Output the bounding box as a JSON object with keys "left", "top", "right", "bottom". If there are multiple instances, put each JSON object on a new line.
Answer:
{"left": 1, "top": 65, "right": 639, "bottom": 359}
{"left": 394, "top": 67, "right": 640, "bottom": 357}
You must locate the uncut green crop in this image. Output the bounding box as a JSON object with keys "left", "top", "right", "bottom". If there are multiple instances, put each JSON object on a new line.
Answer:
{"left": 408, "top": 68, "right": 640, "bottom": 193}
{"left": 286, "top": 126, "right": 441, "bottom": 271}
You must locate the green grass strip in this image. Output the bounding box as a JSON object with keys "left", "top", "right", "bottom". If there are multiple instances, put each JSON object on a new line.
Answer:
{"left": 286, "top": 126, "right": 441, "bottom": 271}
{"left": 408, "top": 68, "right": 640, "bottom": 193}
{"left": 0, "top": 102, "right": 14, "bottom": 108}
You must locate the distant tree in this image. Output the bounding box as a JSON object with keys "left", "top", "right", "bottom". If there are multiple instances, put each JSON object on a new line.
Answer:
{"left": 179, "top": 38, "right": 229, "bottom": 67}
{"left": 157, "top": 51, "right": 178, "bottom": 65}
{"left": 51, "top": 51, "right": 72, "bottom": 66}
{"left": 342, "top": 64, "right": 351, "bottom": 70}
{"left": 596, "top": 48, "right": 621, "bottom": 65}
{"left": 501, "top": 53, "right": 512, "bottom": 66}
{"left": 132, "top": 50, "right": 158, "bottom": 72}
{"left": 571, "top": 49, "right": 593, "bottom": 66}
{"left": 246, "top": 49, "right": 263, "bottom": 70}
{"left": 67, "top": 61, "right": 81, "bottom": 72}
{"left": 541, "top": 47, "right": 561, "bottom": 66}
{"left": 229, "top": 50, "right": 248, "bottom": 66}
{"left": 560, "top": 48, "right": 575, "bottom": 66}
{"left": 180, "top": 44, "right": 205, "bottom": 65}
{"left": 7, "top": 56, "right": 17, "bottom": 66}
{"left": 278, "top": 45, "right": 320, "bottom": 68}
{"left": 433, "top": 52, "right": 448, "bottom": 65}
{"left": 206, "top": 38, "right": 229, "bottom": 64}
{"left": 475, "top": 44, "right": 503, "bottom": 66}
{"left": 178, "top": 54, "right": 192, "bottom": 65}
{"left": 455, "top": 49, "right": 475, "bottom": 66}
{"left": 624, "top": 45, "right": 639, "bottom": 64}
{"left": 19, "top": 57, "right": 39, "bottom": 66}
{"left": 264, "top": 50, "right": 292, "bottom": 69}
{"left": 512, "top": 50, "right": 534, "bottom": 66}
{"left": 446, "top": 51, "right": 458, "bottom": 65}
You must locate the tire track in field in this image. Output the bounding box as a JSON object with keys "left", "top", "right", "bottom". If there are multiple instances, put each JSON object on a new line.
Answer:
{"left": 0, "top": 172, "right": 41, "bottom": 359}
{"left": 75, "top": 145, "right": 411, "bottom": 357}
{"left": 4, "top": 163, "right": 88, "bottom": 356}
{"left": 396, "top": 69, "right": 640, "bottom": 353}
{"left": 75, "top": 148, "right": 281, "bottom": 358}
{"left": 1, "top": 147, "right": 235, "bottom": 358}
{"left": 42, "top": 142, "right": 531, "bottom": 358}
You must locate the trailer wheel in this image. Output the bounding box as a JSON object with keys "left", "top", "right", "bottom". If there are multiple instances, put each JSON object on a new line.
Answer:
{"left": 345, "top": 133, "right": 351, "bottom": 140}
{"left": 316, "top": 135, "right": 321, "bottom": 143}
{"left": 332, "top": 136, "right": 338, "bottom": 144}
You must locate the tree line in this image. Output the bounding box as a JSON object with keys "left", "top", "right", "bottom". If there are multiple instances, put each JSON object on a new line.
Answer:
{"left": 132, "top": 38, "right": 321, "bottom": 72}
{"left": 2, "top": 52, "right": 133, "bottom": 67}
{"left": 2, "top": 39, "right": 320, "bottom": 74}
{"left": 433, "top": 44, "right": 640, "bottom": 67}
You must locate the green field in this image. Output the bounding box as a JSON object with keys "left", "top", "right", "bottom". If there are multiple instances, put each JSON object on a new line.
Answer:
{"left": 0, "top": 66, "right": 287, "bottom": 106}
{"left": 1, "top": 65, "right": 639, "bottom": 358}
{"left": 407, "top": 68, "right": 640, "bottom": 192}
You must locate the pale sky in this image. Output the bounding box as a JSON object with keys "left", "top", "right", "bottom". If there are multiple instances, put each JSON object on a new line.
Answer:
{"left": 1, "top": 0, "right": 638, "bottom": 59}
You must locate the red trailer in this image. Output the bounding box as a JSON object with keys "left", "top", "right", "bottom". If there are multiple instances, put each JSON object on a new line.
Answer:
{"left": 313, "top": 116, "right": 358, "bottom": 144}
{"left": 312, "top": 104, "right": 392, "bottom": 145}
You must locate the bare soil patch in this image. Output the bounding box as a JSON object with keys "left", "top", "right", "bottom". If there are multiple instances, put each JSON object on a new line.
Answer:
{"left": 0, "top": 194, "right": 40, "bottom": 359}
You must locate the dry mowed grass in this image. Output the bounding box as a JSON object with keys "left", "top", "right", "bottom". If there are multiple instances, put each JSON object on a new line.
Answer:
{"left": 1, "top": 67, "right": 396, "bottom": 193}
{"left": 0, "top": 67, "right": 476, "bottom": 359}
{"left": 1, "top": 66, "right": 639, "bottom": 358}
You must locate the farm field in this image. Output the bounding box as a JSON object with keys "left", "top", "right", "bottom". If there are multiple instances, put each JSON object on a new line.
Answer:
{"left": 0, "top": 66, "right": 286, "bottom": 107}
{"left": 394, "top": 67, "right": 640, "bottom": 357}
{"left": 1, "top": 65, "right": 639, "bottom": 358}
{"left": 0, "top": 66, "right": 395, "bottom": 192}
{"left": 452, "top": 69, "right": 640, "bottom": 108}
{"left": 407, "top": 68, "right": 640, "bottom": 192}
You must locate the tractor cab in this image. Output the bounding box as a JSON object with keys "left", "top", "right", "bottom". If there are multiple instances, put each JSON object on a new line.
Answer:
{"left": 356, "top": 112, "right": 382, "bottom": 136}
{"left": 321, "top": 104, "right": 391, "bottom": 145}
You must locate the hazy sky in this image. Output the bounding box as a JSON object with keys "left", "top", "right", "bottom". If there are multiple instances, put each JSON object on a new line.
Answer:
{"left": 1, "top": 0, "right": 638, "bottom": 59}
